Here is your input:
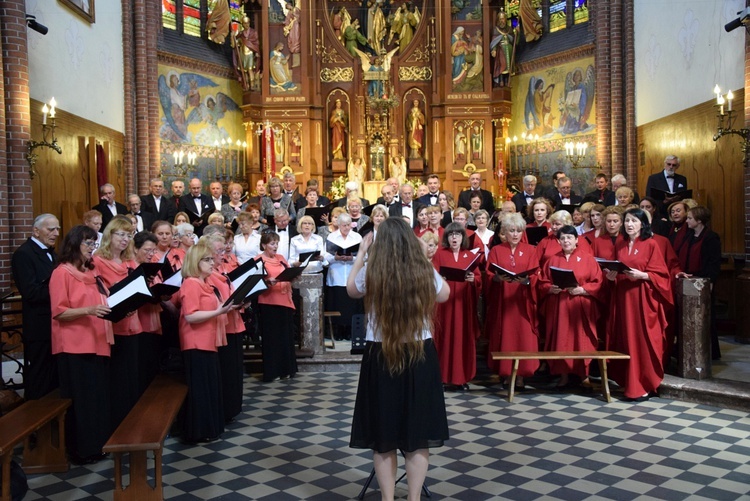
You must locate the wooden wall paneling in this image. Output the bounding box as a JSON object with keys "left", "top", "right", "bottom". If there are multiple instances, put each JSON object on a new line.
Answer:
{"left": 636, "top": 90, "right": 745, "bottom": 255}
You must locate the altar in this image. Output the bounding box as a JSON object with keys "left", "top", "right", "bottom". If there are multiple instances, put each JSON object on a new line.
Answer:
{"left": 364, "top": 181, "right": 385, "bottom": 205}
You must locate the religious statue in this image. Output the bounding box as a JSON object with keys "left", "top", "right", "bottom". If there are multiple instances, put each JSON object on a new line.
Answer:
{"left": 275, "top": 130, "right": 285, "bottom": 164}
{"left": 281, "top": 0, "right": 301, "bottom": 67}
{"left": 207, "top": 0, "right": 231, "bottom": 44}
{"left": 344, "top": 19, "right": 369, "bottom": 57}
{"left": 353, "top": 47, "right": 398, "bottom": 98}
{"left": 398, "top": 3, "right": 421, "bottom": 54}
{"left": 348, "top": 156, "right": 366, "bottom": 191}
{"left": 389, "top": 154, "right": 406, "bottom": 185}
{"left": 490, "top": 10, "right": 517, "bottom": 88}
{"left": 290, "top": 130, "right": 301, "bottom": 164}
{"left": 329, "top": 99, "right": 347, "bottom": 160}
{"left": 519, "top": 0, "right": 543, "bottom": 42}
{"left": 470, "top": 125, "right": 482, "bottom": 160}
{"left": 454, "top": 125, "right": 467, "bottom": 162}
{"left": 231, "top": 16, "right": 260, "bottom": 91}
{"left": 406, "top": 99, "right": 425, "bottom": 159}
{"left": 332, "top": 6, "right": 351, "bottom": 41}
{"left": 366, "top": 0, "right": 387, "bottom": 55}
{"left": 269, "top": 42, "right": 298, "bottom": 92}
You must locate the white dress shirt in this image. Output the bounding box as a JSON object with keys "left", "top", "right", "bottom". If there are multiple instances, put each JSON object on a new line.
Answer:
{"left": 212, "top": 197, "right": 223, "bottom": 212}
{"left": 234, "top": 232, "right": 261, "bottom": 264}
{"left": 324, "top": 230, "right": 363, "bottom": 287}
{"left": 290, "top": 233, "right": 327, "bottom": 274}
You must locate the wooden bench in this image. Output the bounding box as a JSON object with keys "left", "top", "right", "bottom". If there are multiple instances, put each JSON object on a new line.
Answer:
{"left": 491, "top": 351, "right": 631, "bottom": 403}
{"left": 0, "top": 391, "right": 71, "bottom": 501}
{"left": 103, "top": 374, "right": 187, "bottom": 501}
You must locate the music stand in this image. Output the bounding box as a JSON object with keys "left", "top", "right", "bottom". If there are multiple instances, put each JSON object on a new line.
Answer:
{"left": 356, "top": 449, "right": 432, "bottom": 499}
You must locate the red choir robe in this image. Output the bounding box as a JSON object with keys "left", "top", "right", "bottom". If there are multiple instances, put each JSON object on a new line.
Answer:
{"left": 653, "top": 233, "right": 681, "bottom": 366}
{"left": 432, "top": 247, "right": 482, "bottom": 385}
{"left": 607, "top": 237, "right": 672, "bottom": 399}
{"left": 535, "top": 233, "right": 592, "bottom": 268}
{"left": 592, "top": 232, "right": 620, "bottom": 346}
{"left": 522, "top": 221, "right": 551, "bottom": 245}
{"left": 483, "top": 242, "right": 540, "bottom": 377}
{"left": 538, "top": 249, "right": 606, "bottom": 378}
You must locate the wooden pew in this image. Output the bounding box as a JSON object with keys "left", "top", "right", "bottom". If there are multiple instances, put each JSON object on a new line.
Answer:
{"left": 103, "top": 374, "right": 187, "bottom": 501}
{"left": 0, "top": 392, "right": 71, "bottom": 501}
{"left": 491, "top": 351, "right": 631, "bottom": 403}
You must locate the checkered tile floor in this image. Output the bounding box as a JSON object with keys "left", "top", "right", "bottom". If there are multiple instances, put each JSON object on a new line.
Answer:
{"left": 20, "top": 372, "right": 750, "bottom": 500}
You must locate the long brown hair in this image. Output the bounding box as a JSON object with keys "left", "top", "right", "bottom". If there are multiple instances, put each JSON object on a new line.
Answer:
{"left": 365, "top": 218, "right": 436, "bottom": 375}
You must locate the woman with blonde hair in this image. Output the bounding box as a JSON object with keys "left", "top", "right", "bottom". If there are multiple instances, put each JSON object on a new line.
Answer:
{"left": 319, "top": 206, "right": 347, "bottom": 241}
{"left": 179, "top": 240, "right": 237, "bottom": 441}
{"left": 347, "top": 218, "right": 450, "bottom": 501}
{"left": 221, "top": 183, "right": 247, "bottom": 226}
{"left": 369, "top": 204, "right": 389, "bottom": 238}
{"left": 439, "top": 191, "right": 456, "bottom": 227}
{"left": 290, "top": 215, "right": 326, "bottom": 274}
{"left": 92, "top": 215, "right": 143, "bottom": 429}
{"left": 260, "top": 177, "right": 293, "bottom": 225}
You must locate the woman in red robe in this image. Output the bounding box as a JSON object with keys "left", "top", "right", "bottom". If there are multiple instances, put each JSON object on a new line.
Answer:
{"left": 484, "top": 213, "right": 539, "bottom": 389}
{"left": 535, "top": 210, "right": 592, "bottom": 268}
{"left": 606, "top": 208, "right": 672, "bottom": 401}
{"left": 432, "top": 222, "right": 481, "bottom": 389}
{"left": 538, "top": 225, "right": 605, "bottom": 388}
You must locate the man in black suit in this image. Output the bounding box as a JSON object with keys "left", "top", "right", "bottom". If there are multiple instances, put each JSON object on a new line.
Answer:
{"left": 458, "top": 172, "right": 494, "bottom": 213}
{"left": 247, "top": 179, "right": 266, "bottom": 206}
{"left": 645, "top": 154, "right": 688, "bottom": 216}
{"left": 417, "top": 174, "right": 442, "bottom": 206}
{"left": 282, "top": 172, "right": 304, "bottom": 209}
{"left": 92, "top": 183, "right": 128, "bottom": 228}
{"left": 608, "top": 174, "right": 640, "bottom": 206}
{"left": 511, "top": 174, "right": 542, "bottom": 219}
{"left": 209, "top": 181, "right": 230, "bottom": 212}
{"left": 583, "top": 173, "right": 612, "bottom": 205}
{"left": 271, "top": 209, "right": 297, "bottom": 260}
{"left": 178, "top": 177, "right": 213, "bottom": 236}
{"left": 376, "top": 178, "right": 401, "bottom": 206}
{"left": 11, "top": 214, "right": 60, "bottom": 399}
{"left": 335, "top": 181, "right": 370, "bottom": 208}
{"left": 127, "top": 194, "right": 153, "bottom": 233}
{"left": 542, "top": 171, "right": 567, "bottom": 202}
{"left": 388, "top": 183, "right": 425, "bottom": 228}
{"left": 141, "top": 178, "right": 175, "bottom": 225}
{"left": 169, "top": 179, "right": 186, "bottom": 212}
{"left": 550, "top": 176, "right": 583, "bottom": 211}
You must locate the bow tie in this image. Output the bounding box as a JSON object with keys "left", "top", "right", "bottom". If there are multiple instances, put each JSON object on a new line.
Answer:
{"left": 193, "top": 196, "right": 202, "bottom": 199}
{"left": 44, "top": 248, "right": 54, "bottom": 255}
{"left": 402, "top": 203, "right": 411, "bottom": 208}
{"left": 277, "top": 228, "right": 287, "bottom": 232}
{"left": 666, "top": 175, "right": 674, "bottom": 179}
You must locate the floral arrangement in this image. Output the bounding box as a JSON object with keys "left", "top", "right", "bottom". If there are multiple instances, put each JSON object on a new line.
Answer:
{"left": 328, "top": 175, "right": 348, "bottom": 200}
{"left": 404, "top": 177, "right": 424, "bottom": 192}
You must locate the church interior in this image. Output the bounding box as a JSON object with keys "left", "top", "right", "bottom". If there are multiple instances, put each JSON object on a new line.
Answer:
{"left": 2, "top": 0, "right": 750, "bottom": 499}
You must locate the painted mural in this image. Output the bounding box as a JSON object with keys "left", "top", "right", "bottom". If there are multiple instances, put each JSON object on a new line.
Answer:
{"left": 157, "top": 64, "right": 243, "bottom": 145}
{"left": 511, "top": 57, "right": 596, "bottom": 140}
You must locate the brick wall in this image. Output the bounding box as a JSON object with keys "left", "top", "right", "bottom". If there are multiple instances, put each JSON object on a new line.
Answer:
{"left": 0, "top": 1, "right": 32, "bottom": 288}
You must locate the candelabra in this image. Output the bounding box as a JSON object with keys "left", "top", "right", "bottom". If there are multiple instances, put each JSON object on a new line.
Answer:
{"left": 26, "top": 97, "right": 62, "bottom": 179}
{"left": 565, "top": 141, "right": 588, "bottom": 168}
{"left": 712, "top": 85, "right": 750, "bottom": 161}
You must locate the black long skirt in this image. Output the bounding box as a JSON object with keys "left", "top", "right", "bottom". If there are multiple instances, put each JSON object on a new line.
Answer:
{"left": 138, "top": 332, "right": 161, "bottom": 395}
{"left": 110, "top": 334, "right": 142, "bottom": 430}
{"left": 325, "top": 286, "right": 363, "bottom": 327}
{"left": 259, "top": 304, "right": 297, "bottom": 382}
{"left": 57, "top": 353, "right": 111, "bottom": 459}
{"left": 350, "top": 339, "right": 449, "bottom": 453}
{"left": 183, "top": 349, "right": 224, "bottom": 442}
{"left": 218, "top": 332, "right": 244, "bottom": 421}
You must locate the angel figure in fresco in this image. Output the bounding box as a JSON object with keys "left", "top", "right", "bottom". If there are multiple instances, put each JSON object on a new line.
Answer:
{"left": 559, "top": 66, "right": 595, "bottom": 135}
{"left": 524, "top": 77, "right": 555, "bottom": 136}
{"left": 269, "top": 42, "right": 298, "bottom": 92}
{"left": 188, "top": 93, "right": 241, "bottom": 146}
{"left": 158, "top": 70, "right": 219, "bottom": 142}
{"left": 353, "top": 46, "right": 398, "bottom": 98}
{"left": 281, "top": 0, "right": 301, "bottom": 66}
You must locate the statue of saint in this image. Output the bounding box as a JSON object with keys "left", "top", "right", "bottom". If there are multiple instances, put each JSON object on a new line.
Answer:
{"left": 490, "top": 11, "right": 517, "bottom": 88}
{"left": 231, "top": 17, "right": 260, "bottom": 91}
{"left": 329, "top": 99, "right": 347, "bottom": 160}
{"left": 406, "top": 100, "right": 425, "bottom": 159}
{"left": 348, "top": 157, "right": 366, "bottom": 191}
{"left": 389, "top": 154, "right": 406, "bottom": 185}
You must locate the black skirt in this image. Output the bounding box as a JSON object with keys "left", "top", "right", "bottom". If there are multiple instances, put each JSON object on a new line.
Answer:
{"left": 218, "top": 332, "right": 244, "bottom": 421}
{"left": 350, "top": 339, "right": 449, "bottom": 453}
{"left": 325, "top": 286, "right": 363, "bottom": 326}
{"left": 259, "top": 304, "right": 298, "bottom": 382}
{"left": 183, "top": 349, "right": 224, "bottom": 442}
{"left": 110, "top": 334, "right": 142, "bottom": 430}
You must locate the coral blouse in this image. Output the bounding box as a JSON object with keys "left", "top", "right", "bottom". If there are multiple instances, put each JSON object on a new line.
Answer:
{"left": 92, "top": 256, "right": 143, "bottom": 336}
{"left": 178, "top": 277, "right": 227, "bottom": 351}
{"left": 259, "top": 254, "right": 295, "bottom": 309}
{"left": 50, "top": 263, "right": 114, "bottom": 357}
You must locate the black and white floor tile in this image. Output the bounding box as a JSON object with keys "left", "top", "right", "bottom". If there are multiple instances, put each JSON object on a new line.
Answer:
{"left": 18, "top": 371, "right": 750, "bottom": 500}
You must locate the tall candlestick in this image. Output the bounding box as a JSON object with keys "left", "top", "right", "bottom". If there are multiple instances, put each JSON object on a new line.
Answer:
{"left": 727, "top": 90, "right": 734, "bottom": 112}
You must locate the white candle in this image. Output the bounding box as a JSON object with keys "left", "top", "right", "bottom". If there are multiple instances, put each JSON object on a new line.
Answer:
{"left": 727, "top": 90, "right": 734, "bottom": 111}
{"left": 718, "top": 95, "right": 725, "bottom": 115}
{"left": 42, "top": 104, "right": 48, "bottom": 125}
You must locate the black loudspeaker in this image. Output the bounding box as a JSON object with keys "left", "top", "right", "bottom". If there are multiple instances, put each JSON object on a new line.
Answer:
{"left": 350, "top": 314, "right": 366, "bottom": 355}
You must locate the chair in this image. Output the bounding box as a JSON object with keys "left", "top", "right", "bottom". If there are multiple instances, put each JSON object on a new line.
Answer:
{"left": 323, "top": 311, "right": 340, "bottom": 349}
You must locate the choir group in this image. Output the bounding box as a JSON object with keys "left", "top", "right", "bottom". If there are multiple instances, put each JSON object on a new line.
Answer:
{"left": 12, "top": 163, "right": 720, "bottom": 466}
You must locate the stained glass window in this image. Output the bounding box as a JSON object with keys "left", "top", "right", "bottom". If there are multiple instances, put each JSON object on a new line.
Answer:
{"left": 184, "top": 0, "right": 202, "bottom": 37}
{"left": 549, "top": 0, "right": 567, "bottom": 33}
{"left": 162, "top": 0, "right": 176, "bottom": 31}
{"left": 573, "top": 0, "right": 589, "bottom": 25}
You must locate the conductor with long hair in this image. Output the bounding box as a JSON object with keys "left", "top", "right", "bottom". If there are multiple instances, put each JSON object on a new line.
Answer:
{"left": 347, "top": 218, "right": 450, "bottom": 501}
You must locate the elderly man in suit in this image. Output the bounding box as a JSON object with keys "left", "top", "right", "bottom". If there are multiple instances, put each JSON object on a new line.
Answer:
{"left": 209, "top": 181, "right": 230, "bottom": 212}
{"left": 511, "top": 174, "right": 541, "bottom": 218}
{"left": 11, "top": 214, "right": 60, "bottom": 399}
{"left": 646, "top": 154, "right": 688, "bottom": 215}
{"left": 92, "top": 183, "right": 128, "bottom": 229}
{"left": 550, "top": 176, "right": 583, "bottom": 211}
{"left": 458, "top": 172, "right": 495, "bottom": 213}
{"left": 179, "top": 178, "right": 213, "bottom": 236}
{"left": 127, "top": 194, "right": 153, "bottom": 233}
{"left": 388, "top": 183, "right": 425, "bottom": 228}
{"left": 141, "top": 178, "right": 175, "bottom": 225}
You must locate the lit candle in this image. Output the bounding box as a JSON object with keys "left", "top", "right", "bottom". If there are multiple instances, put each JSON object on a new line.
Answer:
{"left": 173, "top": 152, "right": 178, "bottom": 165}
{"left": 718, "top": 94, "right": 725, "bottom": 115}
{"left": 727, "top": 90, "right": 734, "bottom": 111}
{"left": 42, "top": 104, "right": 48, "bottom": 125}
{"left": 49, "top": 97, "right": 56, "bottom": 118}
{"left": 714, "top": 84, "right": 721, "bottom": 101}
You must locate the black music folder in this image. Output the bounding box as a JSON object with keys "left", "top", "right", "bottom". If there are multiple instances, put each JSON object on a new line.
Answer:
{"left": 549, "top": 266, "right": 579, "bottom": 289}
{"left": 526, "top": 226, "right": 548, "bottom": 246}
{"left": 223, "top": 273, "right": 267, "bottom": 306}
{"left": 595, "top": 258, "right": 632, "bottom": 273}
{"left": 650, "top": 187, "right": 693, "bottom": 203}
{"left": 326, "top": 240, "right": 360, "bottom": 256}
{"left": 103, "top": 269, "right": 152, "bottom": 322}
{"left": 149, "top": 269, "right": 183, "bottom": 299}
{"left": 303, "top": 203, "right": 336, "bottom": 226}
{"left": 439, "top": 252, "right": 482, "bottom": 282}
{"left": 186, "top": 206, "right": 216, "bottom": 223}
{"left": 297, "top": 250, "right": 320, "bottom": 262}
{"left": 489, "top": 263, "right": 536, "bottom": 280}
